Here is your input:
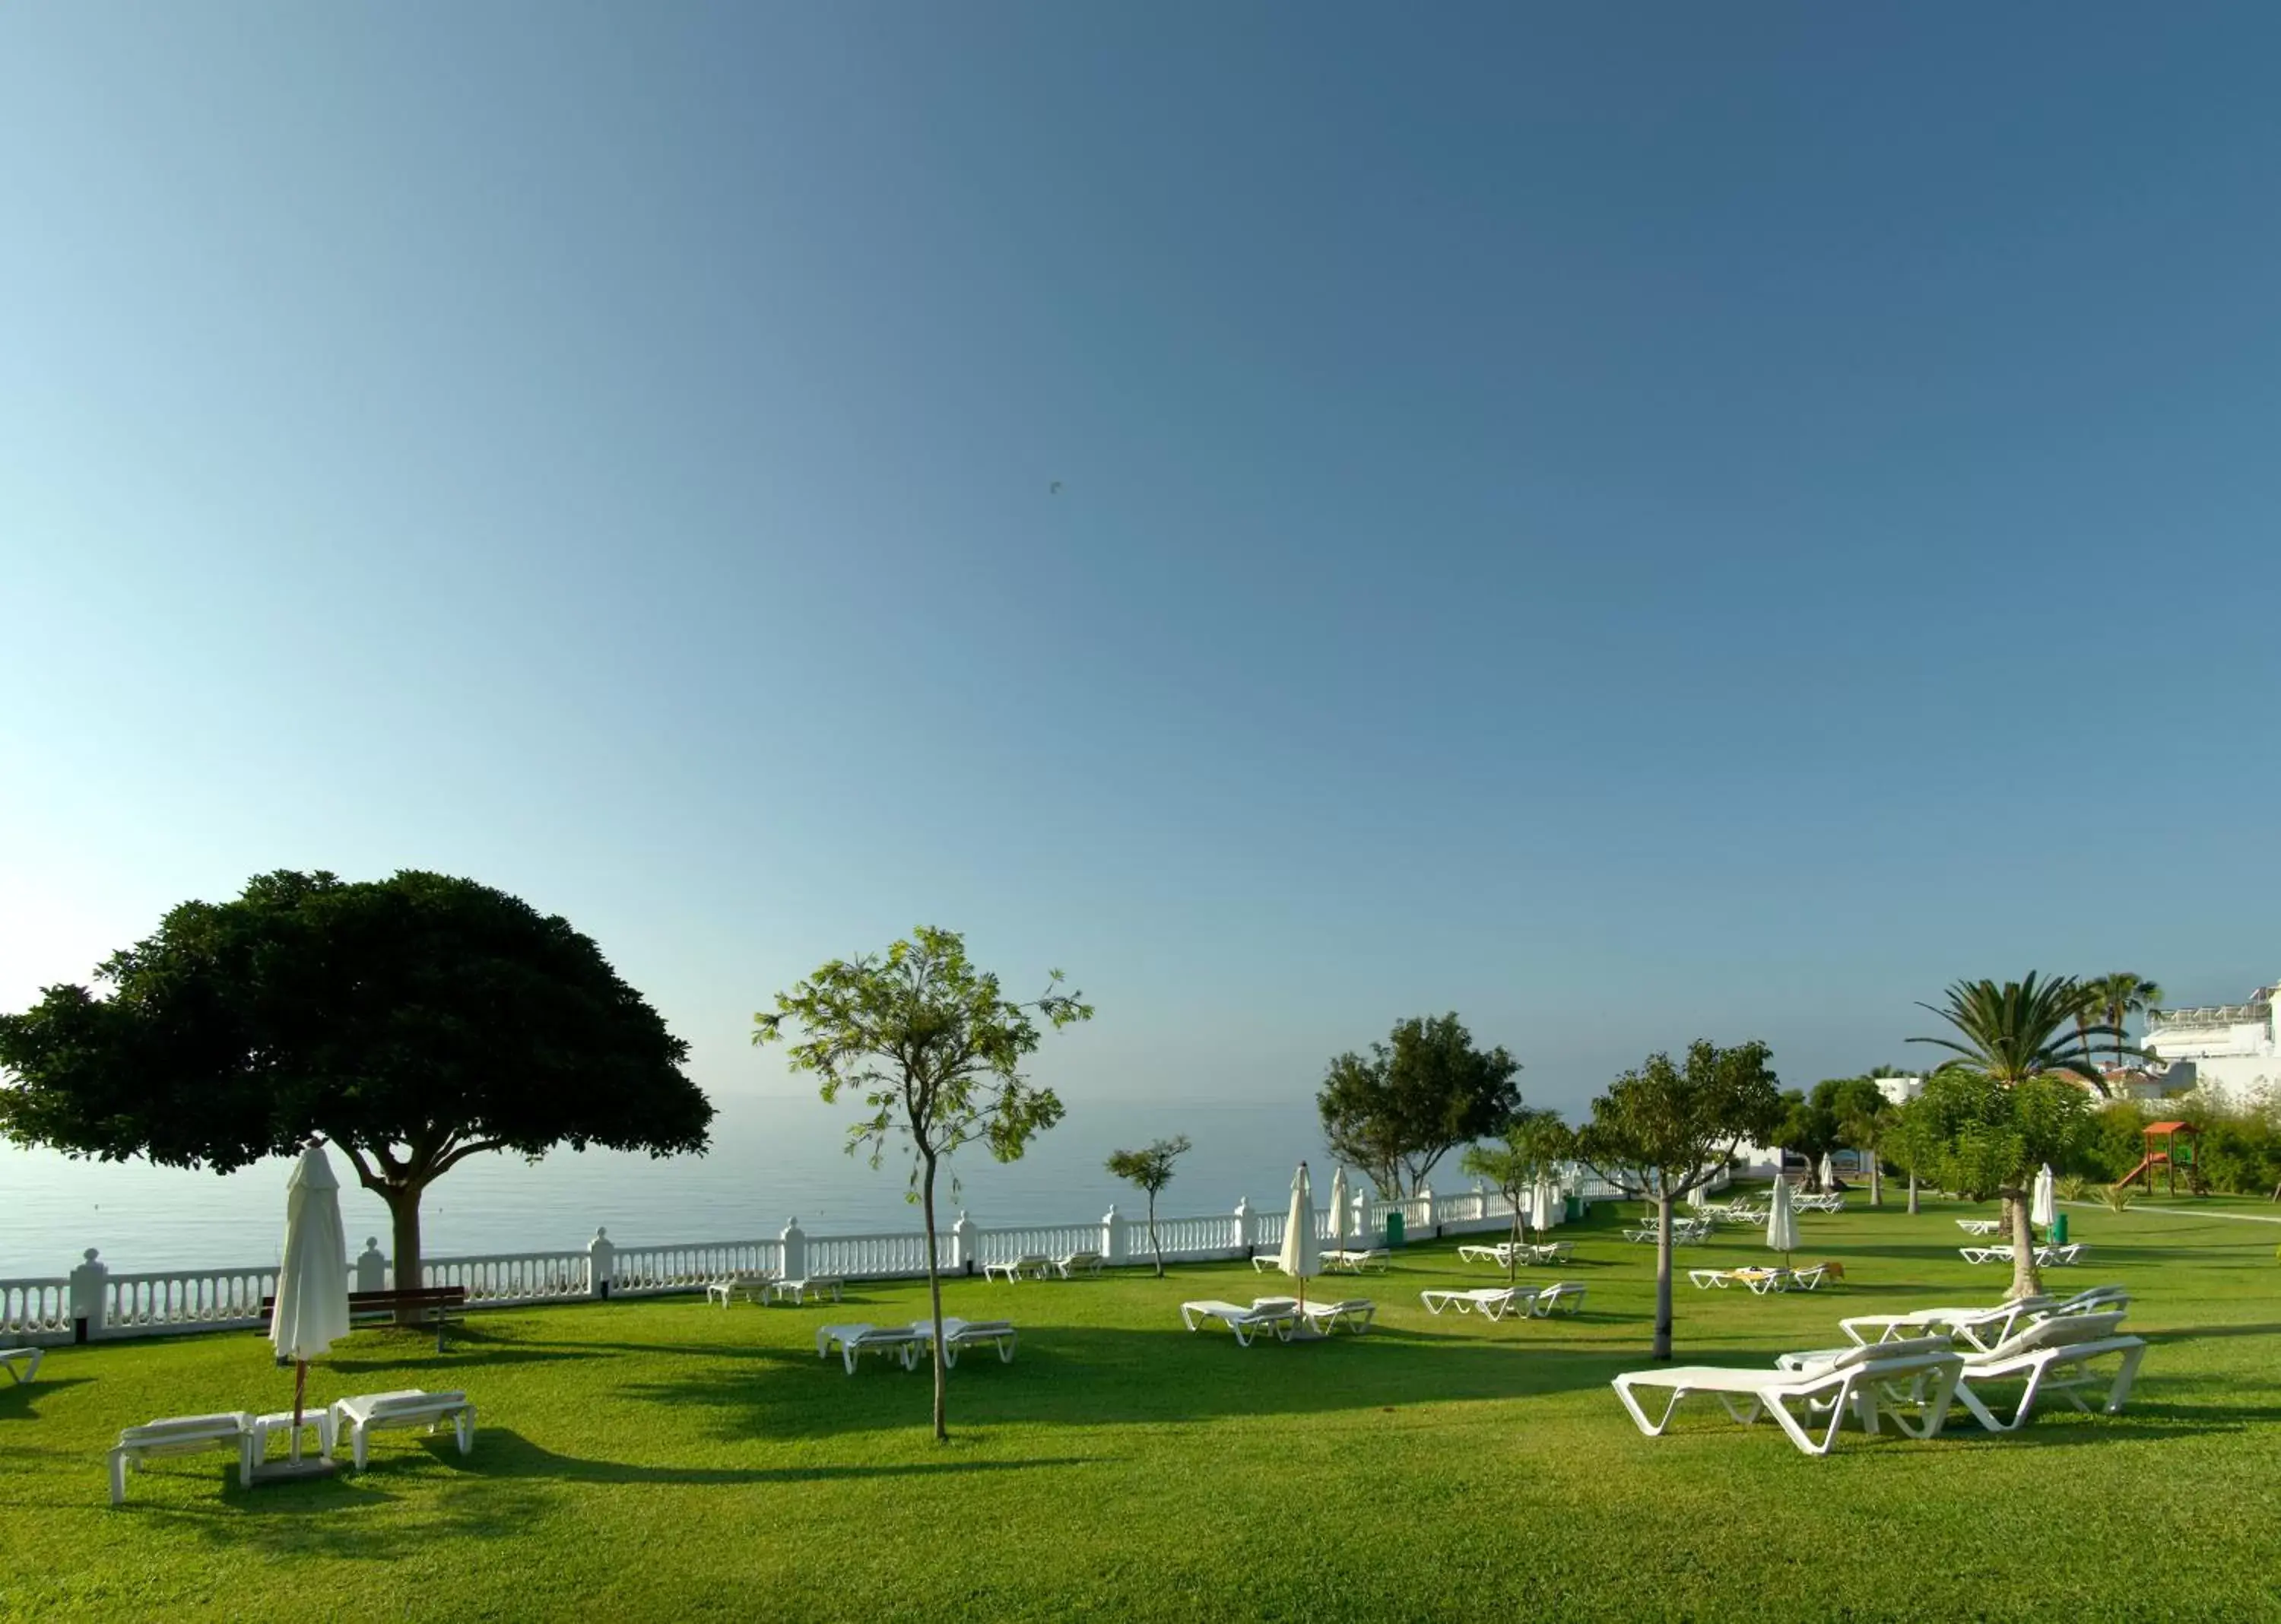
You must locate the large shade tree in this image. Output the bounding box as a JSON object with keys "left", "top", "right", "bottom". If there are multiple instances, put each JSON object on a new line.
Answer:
{"left": 756, "top": 925, "right": 1091, "bottom": 1442}
{"left": 0, "top": 871, "right": 712, "bottom": 1298}
{"left": 1909, "top": 972, "right": 2118, "bottom": 1298}
{"left": 1575, "top": 1040, "right": 1784, "bottom": 1359}
{"left": 1317, "top": 1013, "right": 1521, "bottom": 1197}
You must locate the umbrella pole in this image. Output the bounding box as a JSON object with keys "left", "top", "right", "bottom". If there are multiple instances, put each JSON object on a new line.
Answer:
{"left": 290, "top": 1360, "right": 308, "bottom": 1464}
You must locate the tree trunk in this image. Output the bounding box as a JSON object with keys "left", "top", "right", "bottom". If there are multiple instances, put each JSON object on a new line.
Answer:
{"left": 921, "top": 1154, "right": 948, "bottom": 1442}
{"left": 1906, "top": 1169, "right": 1919, "bottom": 1216}
{"left": 1147, "top": 1193, "right": 1163, "bottom": 1278}
{"left": 1651, "top": 1192, "right": 1675, "bottom": 1361}
{"left": 1869, "top": 1154, "right": 1883, "bottom": 1208}
{"left": 2002, "top": 1189, "right": 2043, "bottom": 1302}
{"left": 382, "top": 1184, "right": 426, "bottom": 1326}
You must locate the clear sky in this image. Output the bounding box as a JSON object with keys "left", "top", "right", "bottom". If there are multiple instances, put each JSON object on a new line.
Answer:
{"left": 4, "top": 5, "right": 2276, "bottom": 1121}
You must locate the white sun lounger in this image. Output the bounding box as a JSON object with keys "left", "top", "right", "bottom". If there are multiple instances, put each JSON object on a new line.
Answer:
{"left": 1840, "top": 1286, "right": 2129, "bottom": 1353}
{"left": 982, "top": 1254, "right": 1054, "bottom": 1284}
{"left": 1790, "top": 1312, "right": 2143, "bottom": 1435}
{"left": 1, "top": 1347, "right": 43, "bottom": 1385}
{"left": 1299, "top": 1299, "right": 1375, "bottom": 1335}
{"left": 329, "top": 1390, "right": 475, "bottom": 1472}
{"left": 1180, "top": 1299, "right": 1297, "bottom": 1346}
{"left": 1421, "top": 1286, "right": 1537, "bottom": 1319}
{"left": 108, "top": 1412, "right": 254, "bottom": 1505}
{"left": 915, "top": 1317, "right": 1019, "bottom": 1367}
{"left": 1531, "top": 1282, "right": 1587, "bottom": 1315}
{"left": 1322, "top": 1249, "right": 1390, "bottom": 1274}
{"left": 1689, "top": 1267, "right": 1792, "bottom": 1294}
{"left": 766, "top": 1277, "right": 845, "bottom": 1305}
{"left": 1456, "top": 1243, "right": 1514, "bottom": 1267}
{"left": 704, "top": 1270, "right": 776, "bottom": 1307}
{"left": 1949, "top": 1312, "right": 2146, "bottom": 1432}
{"left": 1054, "top": 1251, "right": 1105, "bottom": 1278}
{"left": 1960, "top": 1242, "right": 2089, "bottom": 1267}
{"left": 817, "top": 1323, "right": 926, "bottom": 1373}
{"left": 1956, "top": 1219, "right": 2003, "bottom": 1235}
{"left": 1612, "top": 1338, "right": 1964, "bottom": 1457}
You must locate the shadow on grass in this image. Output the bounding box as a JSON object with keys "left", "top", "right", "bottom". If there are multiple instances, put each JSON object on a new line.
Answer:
{"left": 0, "top": 1375, "right": 95, "bottom": 1416}
{"left": 611, "top": 1324, "right": 1642, "bottom": 1442}
{"left": 430, "top": 1428, "right": 1099, "bottom": 1486}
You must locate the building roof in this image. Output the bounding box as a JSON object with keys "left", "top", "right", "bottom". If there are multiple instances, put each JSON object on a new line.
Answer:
{"left": 2144, "top": 1120, "right": 2196, "bottom": 1134}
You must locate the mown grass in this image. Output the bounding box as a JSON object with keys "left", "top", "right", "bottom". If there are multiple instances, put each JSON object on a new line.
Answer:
{"left": 2, "top": 1199, "right": 2276, "bottom": 1622}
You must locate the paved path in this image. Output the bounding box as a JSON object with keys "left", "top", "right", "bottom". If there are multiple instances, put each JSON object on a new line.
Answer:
{"left": 2062, "top": 1199, "right": 2281, "bottom": 1226}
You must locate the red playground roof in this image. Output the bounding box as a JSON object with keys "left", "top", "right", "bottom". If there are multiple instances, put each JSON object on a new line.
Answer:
{"left": 2145, "top": 1121, "right": 2196, "bottom": 1134}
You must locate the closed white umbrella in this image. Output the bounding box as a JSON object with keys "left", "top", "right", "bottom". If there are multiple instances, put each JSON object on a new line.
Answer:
{"left": 1818, "top": 1152, "right": 1836, "bottom": 1191}
{"left": 2031, "top": 1163, "right": 2057, "bottom": 1230}
{"left": 1765, "top": 1175, "right": 1798, "bottom": 1267}
{"left": 1326, "top": 1166, "right": 1350, "bottom": 1254}
{"left": 1277, "top": 1162, "right": 1322, "bottom": 1331}
{"left": 268, "top": 1140, "right": 351, "bottom": 1468}
{"left": 1532, "top": 1171, "right": 1557, "bottom": 1240}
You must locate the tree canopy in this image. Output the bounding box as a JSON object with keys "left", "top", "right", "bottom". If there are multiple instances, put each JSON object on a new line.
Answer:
{"left": 756, "top": 925, "right": 1091, "bottom": 1441}
{"left": 1317, "top": 1013, "right": 1521, "bottom": 1197}
{"left": 0, "top": 870, "right": 711, "bottom": 1293}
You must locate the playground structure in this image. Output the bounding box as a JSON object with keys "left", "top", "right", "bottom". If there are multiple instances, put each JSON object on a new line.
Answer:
{"left": 2119, "top": 1121, "right": 2203, "bottom": 1196}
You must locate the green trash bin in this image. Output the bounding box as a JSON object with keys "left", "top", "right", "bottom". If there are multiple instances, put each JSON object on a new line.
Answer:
{"left": 1566, "top": 1194, "right": 1582, "bottom": 1222}
{"left": 1385, "top": 1210, "right": 1405, "bottom": 1249}
{"left": 2051, "top": 1213, "right": 2069, "bottom": 1245}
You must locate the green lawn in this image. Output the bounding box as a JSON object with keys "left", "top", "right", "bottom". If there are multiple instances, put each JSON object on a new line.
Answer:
{"left": 4, "top": 1199, "right": 2277, "bottom": 1622}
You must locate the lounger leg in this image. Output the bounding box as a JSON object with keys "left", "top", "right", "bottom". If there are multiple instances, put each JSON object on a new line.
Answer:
{"left": 354, "top": 1426, "right": 370, "bottom": 1471}
{"left": 1612, "top": 1378, "right": 1693, "bottom": 1438}
{"left": 2103, "top": 1345, "right": 2146, "bottom": 1415}
{"left": 109, "top": 1448, "right": 128, "bottom": 1507}
{"left": 1230, "top": 1322, "right": 1251, "bottom": 1347}
{"left": 455, "top": 1409, "right": 474, "bottom": 1455}
{"left": 997, "top": 1334, "right": 1017, "bottom": 1363}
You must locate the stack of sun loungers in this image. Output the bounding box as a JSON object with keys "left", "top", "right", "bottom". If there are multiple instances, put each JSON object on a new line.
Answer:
{"left": 1455, "top": 1240, "right": 1572, "bottom": 1269}
{"left": 1686, "top": 1263, "right": 1832, "bottom": 1294}
{"left": 1959, "top": 1242, "right": 2088, "bottom": 1267}
{"left": 1609, "top": 1283, "right": 2146, "bottom": 1456}
{"left": 1419, "top": 1281, "right": 1586, "bottom": 1320}
{"left": 1180, "top": 1296, "right": 1377, "bottom": 1343}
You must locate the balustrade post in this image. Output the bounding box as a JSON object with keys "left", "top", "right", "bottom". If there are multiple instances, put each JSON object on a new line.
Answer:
{"left": 355, "top": 1237, "right": 388, "bottom": 1293}
{"left": 781, "top": 1218, "right": 807, "bottom": 1283}
{"left": 950, "top": 1211, "right": 976, "bottom": 1274}
{"left": 1419, "top": 1185, "right": 1437, "bottom": 1239}
{"left": 1470, "top": 1181, "right": 1487, "bottom": 1224}
{"left": 587, "top": 1227, "right": 617, "bottom": 1299}
{"left": 1102, "top": 1204, "right": 1127, "bottom": 1267}
{"left": 1351, "top": 1193, "right": 1368, "bottom": 1247}
{"left": 1232, "top": 1197, "right": 1252, "bottom": 1260}
{"left": 68, "top": 1248, "right": 107, "bottom": 1343}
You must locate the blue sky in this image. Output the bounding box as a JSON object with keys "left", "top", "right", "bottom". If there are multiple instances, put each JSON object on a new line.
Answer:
{"left": 4, "top": 5, "right": 2276, "bottom": 1120}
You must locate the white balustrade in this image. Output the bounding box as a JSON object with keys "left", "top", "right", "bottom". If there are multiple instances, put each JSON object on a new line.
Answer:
{"left": 0, "top": 1277, "right": 71, "bottom": 1342}
{"left": 609, "top": 1239, "right": 784, "bottom": 1296}
{"left": 100, "top": 1265, "right": 278, "bottom": 1336}
{"left": 972, "top": 1225, "right": 1099, "bottom": 1267}
{"left": 18, "top": 1175, "right": 1581, "bottom": 1340}
{"left": 422, "top": 1251, "right": 591, "bottom": 1305}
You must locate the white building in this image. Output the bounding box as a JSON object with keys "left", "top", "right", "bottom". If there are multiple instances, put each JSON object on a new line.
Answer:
{"left": 1872, "top": 1075, "right": 1925, "bottom": 1107}
{"left": 2139, "top": 983, "right": 2279, "bottom": 1112}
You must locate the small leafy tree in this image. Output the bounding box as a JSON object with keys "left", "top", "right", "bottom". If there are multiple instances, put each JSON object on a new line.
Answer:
{"left": 755, "top": 926, "right": 1091, "bottom": 1442}
{"left": 1911, "top": 972, "right": 2114, "bottom": 1298}
{"left": 1461, "top": 1110, "right": 1572, "bottom": 1281}
{"left": 1775, "top": 1087, "right": 1845, "bottom": 1189}
{"left": 0, "top": 871, "right": 712, "bottom": 1306}
{"left": 1828, "top": 1077, "right": 1897, "bottom": 1207}
{"left": 1898, "top": 1070, "right": 2095, "bottom": 1300}
{"left": 1575, "top": 1040, "right": 1784, "bottom": 1359}
{"left": 1317, "top": 1013, "right": 1521, "bottom": 1196}
{"left": 1106, "top": 1135, "right": 1191, "bottom": 1277}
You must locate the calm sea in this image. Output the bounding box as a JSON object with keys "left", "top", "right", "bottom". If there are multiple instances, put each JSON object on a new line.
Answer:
{"left": 0, "top": 1093, "right": 1337, "bottom": 1276}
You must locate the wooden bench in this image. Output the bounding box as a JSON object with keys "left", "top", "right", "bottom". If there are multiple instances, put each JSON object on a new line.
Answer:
{"left": 259, "top": 1286, "right": 470, "bottom": 1353}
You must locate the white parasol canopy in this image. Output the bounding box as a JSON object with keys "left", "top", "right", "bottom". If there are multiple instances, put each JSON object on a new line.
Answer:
{"left": 1818, "top": 1152, "right": 1836, "bottom": 1191}
{"left": 1326, "top": 1166, "right": 1350, "bottom": 1254}
{"left": 2031, "top": 1163, "right": 2057, "bottom": 1229}
{"left": 1277, "top": 1161, "right": 1322, "bottom": 1308}
{"left": 1532, "top": 1171, "right": 1558, "bottom": 1238}
{"left": 1765, "top": 1175, "right": 1799, "bottom": 1264}
{"left": 269, "top": 1141, "right": 351, "bottom": 1464}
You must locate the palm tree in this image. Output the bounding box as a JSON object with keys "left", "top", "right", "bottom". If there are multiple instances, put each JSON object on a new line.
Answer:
{"left": 1910, "top": 972, "right": 2119, "bottom": 1299}
{"left": 2091, "top": 972, "right": 2162, "bottom": 1072}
